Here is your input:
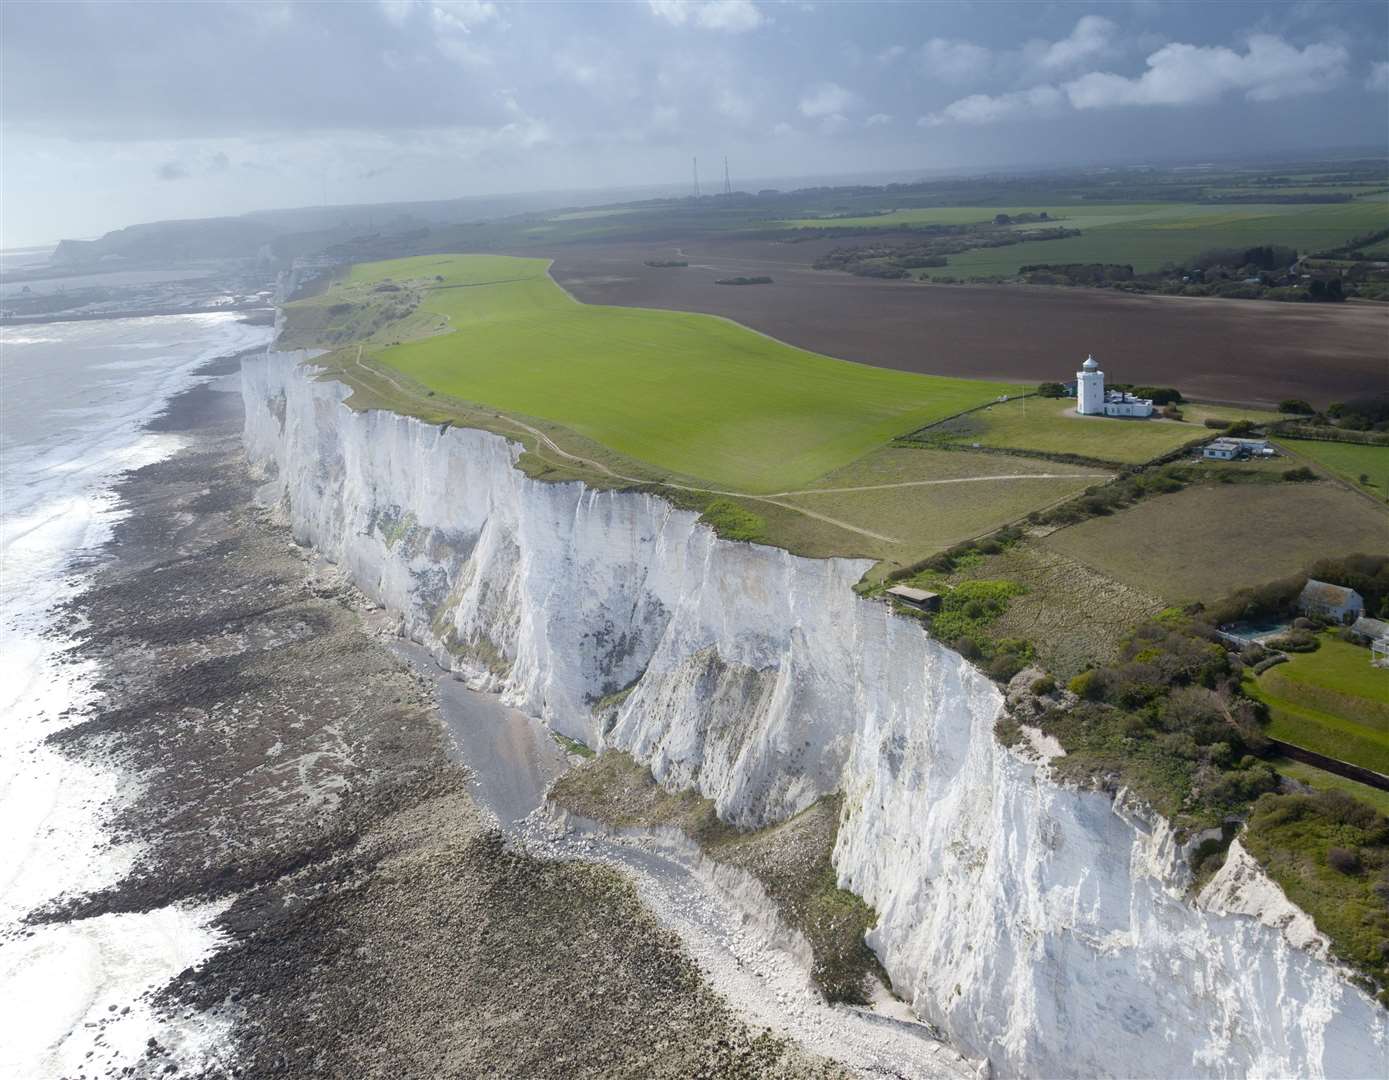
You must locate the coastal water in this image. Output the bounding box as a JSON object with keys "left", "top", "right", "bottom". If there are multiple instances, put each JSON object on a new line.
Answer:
{"left": 0, "top": 312, "right": 273, "bottom": 1078}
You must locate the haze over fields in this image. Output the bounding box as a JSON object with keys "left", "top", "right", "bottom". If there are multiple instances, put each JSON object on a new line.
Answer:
{"left": 3, "top": 0, "right": 1388, "bottom": 245}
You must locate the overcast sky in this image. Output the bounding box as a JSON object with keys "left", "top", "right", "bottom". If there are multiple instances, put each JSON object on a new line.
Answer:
{"left": 3, "top": 0, "right": 1387, "bottom": 247}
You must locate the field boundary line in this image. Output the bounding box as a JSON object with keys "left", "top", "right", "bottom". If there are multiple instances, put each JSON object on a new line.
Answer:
{"left": 1272, "top": 438, "right": 1389, "bottom": 512}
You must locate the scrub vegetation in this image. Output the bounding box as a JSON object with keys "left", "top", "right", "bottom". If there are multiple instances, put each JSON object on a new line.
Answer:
{"left": 1015, "top": 578, "right": 1389, "bottom": 1002}
{"left": 549, "top": 752, "right": 887, "bottom": 1005}
{"left": 1243, "top": 791, "right": 1389, "bottom": 1005}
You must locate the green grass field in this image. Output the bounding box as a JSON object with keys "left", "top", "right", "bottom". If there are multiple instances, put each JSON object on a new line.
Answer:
{"left": 1277, "top": 439, "right": 1389, "bottom": 500}
{"left": 316, "top": 255, "right": 1023, "bottom": 493}
{"left": 899, "top": 197, "right": 1389, "bottom": 278}
{"left": 736, "top": 446, "right": 1106, "bottom": 566}
{"left": 781, "top": 205, "right": 1089, "bottom": 229}
{"left": 1269, "top": 756, "right": 1389, "bottom": 816}
{"left": 1247, "top": 635, "right": 1389, "bottom": 775}
{"left": 1041, "top": 482, "right": 1389, "bottom": 603}
{"left": 922, "top": 398, "right": 1268, "bottom": 465}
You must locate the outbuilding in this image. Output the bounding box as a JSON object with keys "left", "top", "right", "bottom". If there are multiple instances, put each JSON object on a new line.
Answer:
{"left": 1298, "top": 579, "right": 1366, "bottom": 624}
{"left": 1349, "top": 616, "right": 1389, "bottom": 644}
{"left": 886, "top": 585, "right": 941, "bottom": 613}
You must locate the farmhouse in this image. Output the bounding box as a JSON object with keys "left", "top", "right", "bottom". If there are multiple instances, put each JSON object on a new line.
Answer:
{"left": 1203, "top": 437, "right": 1275, "bottom": 461}
{"left": 1298, "top": 579, "right": 1366, "bottom": 624}
{"left": 1075, "top": 355, "right": 1153, "bottom": 418}
{"left": 886, "top": 585, "right": 941, "bottom": 613}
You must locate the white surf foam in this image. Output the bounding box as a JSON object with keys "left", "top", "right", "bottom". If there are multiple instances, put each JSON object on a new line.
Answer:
{"left": 0, "top": 312, "right": 272, "bottom": 1078}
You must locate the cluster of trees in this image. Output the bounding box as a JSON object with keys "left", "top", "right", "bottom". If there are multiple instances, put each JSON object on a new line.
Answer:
{"left": 1050, "top": 611, "right": 1280, "bottom": 821}
{"left": 1019, "top": 263, "right": 1134, "bottom": 286}
{"left": 1310, "top": 227, "right": 1389, "bottom": 260}
{"left": 1006, "top": 238, "right": 1383, "bottom": 304}
{"left": 1035, "top": 381, "right": 1182, "bottom": 405}
{"left": 1191, "top": 244, "right": 1298, "bottom": 273}
{"left": 713, "top": 275, "right": 773, "bottom": 286}
{"left": 1203, "top": 554, "right": 1389, "bottom": 626}
{"left": 811, "top": 224, "right": 1080, "bottom": 279}
{"left": 1278, "top": 395, "right": 1389, "bottom": 437}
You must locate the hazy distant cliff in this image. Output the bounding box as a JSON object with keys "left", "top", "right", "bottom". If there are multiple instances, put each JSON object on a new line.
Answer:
{"left": 243, "top": 348, "right": 1389, "bottom": 1078}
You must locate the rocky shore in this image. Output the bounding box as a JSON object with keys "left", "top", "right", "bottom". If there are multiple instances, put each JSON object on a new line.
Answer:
{"left": 38, "top": 360, "right": 840, "bottom": 1080}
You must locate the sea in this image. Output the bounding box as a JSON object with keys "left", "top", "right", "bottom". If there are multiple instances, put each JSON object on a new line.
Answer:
{"left": 0, "top": 276, "right": 274, "bottom": 1077}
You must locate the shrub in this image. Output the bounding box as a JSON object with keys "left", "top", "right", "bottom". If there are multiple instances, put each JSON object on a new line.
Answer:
{"left": 1266, "top": 628, "right": 1319, "bottom": 652}
{"left": 1204, "top": 417, "right": 1232, "bottom": 430}
{"left": 1133, "top": 386, "right": 1184, "bottom": 405}
{"left": 953, "top": 635, "right": 981, "bottom": 661}
{"left": 987, "top": 651, "right": 1028, "bottom": 681}
{"left": 1037, "top": 382, "right": 1068, "bottom": 398}
{"left": 697, "top": 499, "right": 765, "bottom": 542}
{"left": 1282, "top": 466, "right": 1316, "bottom": 482}
{"left": 1279, "top": 399, "right": 1314, "bottom": 415}
{"left": 1068, "top": 669, "right": 1104, "bottom": 700}
{"left": 1327, "top": 846, "right": 1361, "bottom": 874}
{"left": 1031, "top": 675, "right": 1056, "bottom": 696}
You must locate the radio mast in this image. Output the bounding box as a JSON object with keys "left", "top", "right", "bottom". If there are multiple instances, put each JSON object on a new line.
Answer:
{"left": 723, "top": 156, "right": 731, "bottom": 196}
{"left": 692, "top": 156, "right": 700, "bottom": 198}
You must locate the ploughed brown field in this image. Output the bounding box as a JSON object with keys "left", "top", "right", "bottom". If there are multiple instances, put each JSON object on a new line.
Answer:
{"left": 546, "top": 236, "right": 1388, "bottom": 408}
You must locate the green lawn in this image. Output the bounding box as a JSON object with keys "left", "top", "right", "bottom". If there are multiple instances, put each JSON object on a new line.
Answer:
{"left": 922, "top": 398, "right": 1265, "bottom": 465}
{"left": 911, "top": 197, "right": 1389, "bottom": 277}
{"left": 1277, "top": 439, "right": 1389, "bottom": 501}
{"left": 1248, "top": 635, "right": 1389, "bottom": 775}
{"left": 1268, "top": 756, "right": 1389, "bottom": 817}
{"left": 325, "top": 255, "right": 1023, "bottom": 492}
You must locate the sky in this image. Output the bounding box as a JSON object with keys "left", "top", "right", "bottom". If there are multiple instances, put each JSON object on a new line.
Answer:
{"left": 3, "top": 0, "right": 1387, "bottom": 247}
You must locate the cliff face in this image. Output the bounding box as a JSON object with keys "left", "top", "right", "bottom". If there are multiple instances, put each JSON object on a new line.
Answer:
{"left": 243, "top": 349, "right": 1388, "bottom": 1078}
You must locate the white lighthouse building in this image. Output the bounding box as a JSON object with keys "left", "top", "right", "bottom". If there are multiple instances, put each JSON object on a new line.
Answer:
{"left": 1077, "top": 354, "right": 1105, "bottom": 415}
{"left": 1075, "top": 354, "right": 1154, "bottom": 418}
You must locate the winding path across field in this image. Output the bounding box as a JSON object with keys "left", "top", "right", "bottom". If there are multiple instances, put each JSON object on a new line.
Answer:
{"left": 347, "top": 347, "right": 1105, "bottom": 548}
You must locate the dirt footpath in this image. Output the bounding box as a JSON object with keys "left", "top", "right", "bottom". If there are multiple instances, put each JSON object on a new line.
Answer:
{"left": 42, "top": 366, "right": 841, "bottom": 1080}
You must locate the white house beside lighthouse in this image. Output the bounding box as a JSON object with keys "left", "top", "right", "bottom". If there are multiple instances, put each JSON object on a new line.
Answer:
{"left": 1075, "top": 354, "right": 1154, "bottom": 418}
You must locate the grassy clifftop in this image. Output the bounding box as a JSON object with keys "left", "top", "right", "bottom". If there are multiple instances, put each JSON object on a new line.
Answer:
{"left": 285, "top": 253, "right": 1024, "bottom": 494}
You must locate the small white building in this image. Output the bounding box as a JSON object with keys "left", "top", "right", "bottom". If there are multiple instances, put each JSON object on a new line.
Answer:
{"left": 1204, "top": 437, "right": 1275, "bottom": 460}
{"left": 1076, "top": 355, "right": 1153, "bottom": 418}
{"left": 1298, "top": 579, "right": 1366, "bottom": 624}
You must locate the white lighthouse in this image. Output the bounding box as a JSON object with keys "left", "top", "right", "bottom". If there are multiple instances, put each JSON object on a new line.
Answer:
{"left": 1077, "top": 354, "right": 1105, "bottom": 415}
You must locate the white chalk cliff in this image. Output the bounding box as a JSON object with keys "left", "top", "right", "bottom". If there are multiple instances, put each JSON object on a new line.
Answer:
{"left": 243, "top": 349, "right": 1388, "bottom": 1078}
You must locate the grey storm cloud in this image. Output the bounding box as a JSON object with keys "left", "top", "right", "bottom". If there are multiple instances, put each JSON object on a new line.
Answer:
{"left": 1, "top": 0, "right": 1386, "bottom": 246}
